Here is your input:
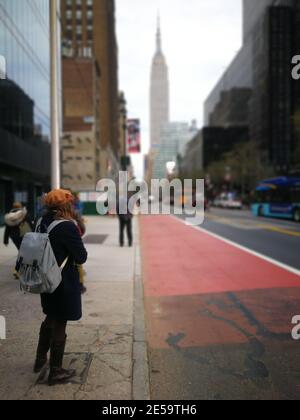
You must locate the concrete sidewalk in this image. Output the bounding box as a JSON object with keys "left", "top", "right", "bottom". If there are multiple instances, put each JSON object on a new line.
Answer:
{"left": 0, "top": 216, "right": 148, "bottom": 400}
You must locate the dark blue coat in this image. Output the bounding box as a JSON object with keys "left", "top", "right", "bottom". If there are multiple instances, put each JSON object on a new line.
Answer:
{"left": 39, "top": 214, "right": 88, "bottom": 321}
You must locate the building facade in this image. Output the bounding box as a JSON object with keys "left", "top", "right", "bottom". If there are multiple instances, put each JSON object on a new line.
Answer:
{"left": 0, "top": 0, "right": 60, "bottom": 223}
{"left": 61, "top": 57, "right": 100, "bottom": 191}
{"left": 204, "top": 0, "right": 300, "bottom": 174}
{"left": 180, "top": 131, "right": 204, "bottom": 178}
{"left": 209, "top": 88, "right": 252, "bottom": 128}
{"left": 150, "top": 19, "right": 170, "bottom": 149}
{"left": 152, "top": 122, "right": 195, "bottom": 179}
{"left": 182, "top": 126, "right": 249, "bottom": 175}
{"left": 61, "top": 0, "right": 120, "bottom": 180}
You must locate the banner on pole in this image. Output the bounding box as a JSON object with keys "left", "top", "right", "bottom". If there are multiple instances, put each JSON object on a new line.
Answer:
{"left": 127, "top": 119, "right": 141, "bottom": 154}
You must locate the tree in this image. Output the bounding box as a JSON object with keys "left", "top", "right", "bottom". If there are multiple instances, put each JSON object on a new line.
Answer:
{"left": 206, "top": 141, "right": 274, "bottom": 196}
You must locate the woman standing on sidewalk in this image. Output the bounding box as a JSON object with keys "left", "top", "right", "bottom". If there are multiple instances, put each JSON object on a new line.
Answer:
{"left": 33, "top": 189, "right": 88, "bottom": 386}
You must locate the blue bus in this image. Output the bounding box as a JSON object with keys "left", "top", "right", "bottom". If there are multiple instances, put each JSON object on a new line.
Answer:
{"left": 252, "top": 177, "right": 300, "bottom": 222}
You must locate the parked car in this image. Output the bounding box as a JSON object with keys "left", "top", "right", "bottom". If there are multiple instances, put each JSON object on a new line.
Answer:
{"left": 213, "top": 193, "right": 243, "bottom": 210}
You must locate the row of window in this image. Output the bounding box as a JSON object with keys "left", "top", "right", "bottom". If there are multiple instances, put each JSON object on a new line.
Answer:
{"left": 66, "top": 0, "right": 93, "bottom": 7}
{"left": 63, "top": 137, "right": 93, "bottom": 144}
{"left": 65, "top": 23, "right": 93, "bottom": 32}
{"left": 64, "top": 157, "right": 94, "bottom": 161}
{"left": 62, "top": 46, "right": 93, "bottom": 58}
{"left": 65, "top": 10, "right": 93, "bottom": 21}
{"left": 64, "top": 29, "right": 93, "bottom": 43}
{"left": 255, "top": 187, "right": 300, "bottom": 203}
{"left": 62, "top": 174, "right": 94, "bottom": 181}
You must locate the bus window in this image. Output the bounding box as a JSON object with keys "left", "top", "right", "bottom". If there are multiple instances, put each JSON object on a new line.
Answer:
{"left": 291, "top": 187, "right": 300, "bottom": 203}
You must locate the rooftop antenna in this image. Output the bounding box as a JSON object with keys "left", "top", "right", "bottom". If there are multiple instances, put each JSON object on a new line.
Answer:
{"left": 156, "top": 11, "right": 162, "bottom": 53}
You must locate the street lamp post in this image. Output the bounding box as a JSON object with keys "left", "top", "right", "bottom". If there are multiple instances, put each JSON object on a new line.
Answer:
{"left": 119, "top": 93, "right": 128, "bottom": 171}
{"left": 50, "top": 0, "right": 60, "bottom": 190}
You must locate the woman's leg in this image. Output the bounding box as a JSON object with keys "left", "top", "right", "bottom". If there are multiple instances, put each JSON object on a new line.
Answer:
{"left": 126, "top": 219, "right": 133, "bottom": 247}
{"left": 48, "top": 320, "right": 76, "bottom": 386}
{"left": 119, "top": 218, "right": 125, "bottom": 246}
{"left": 33, "top": 316, "right": 54, "bottom": 373}
{"left": 52, "top": 319, "right": 67, "bottom": 342}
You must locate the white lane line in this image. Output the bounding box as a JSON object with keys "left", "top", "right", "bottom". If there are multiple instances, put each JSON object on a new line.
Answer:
{"left": 173, "top": 216, "right": 300, "bottom": 277}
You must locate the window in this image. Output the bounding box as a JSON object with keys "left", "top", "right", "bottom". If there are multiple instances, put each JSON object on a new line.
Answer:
{"left": 66, "top": 10, "right": 73, "bottom": 20}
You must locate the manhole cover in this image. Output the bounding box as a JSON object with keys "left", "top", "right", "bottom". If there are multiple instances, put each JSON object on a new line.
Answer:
{"left": 84, "top": 234, "right": 108, "bottom": 244}
{"left": 36, "top": 352, "right": 93, "bottom": 385}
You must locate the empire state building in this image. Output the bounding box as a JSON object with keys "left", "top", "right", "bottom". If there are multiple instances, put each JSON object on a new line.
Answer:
{"left": 150, "top": 18, "right": 170, "bottom": 148}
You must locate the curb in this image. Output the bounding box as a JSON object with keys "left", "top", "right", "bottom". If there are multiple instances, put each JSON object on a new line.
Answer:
{"left": 132, "top": 219, "right": 150, "bottom": 401}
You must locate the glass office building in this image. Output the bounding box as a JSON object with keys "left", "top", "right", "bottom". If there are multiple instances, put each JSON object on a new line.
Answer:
{"left": 204, "top": 0, "right": 300, "bottom": 174}
{"left": 152, "top": 123, "right": 196, "bottom": 179}
{"left": 0, "top": 0, "right": 59, "bottom": 223}
{"left": 244, "top": 0, "right": 300, "bottom": 172}
{"left": 204, "top": 40, "right": 253, "bottom": 126}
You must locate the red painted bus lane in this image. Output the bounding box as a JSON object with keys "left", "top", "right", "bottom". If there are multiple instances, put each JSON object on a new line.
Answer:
{"left": 140, "top": 216, "right": 300, "bottom": 399}
{"left": 140, "top": 215, "right": 300, "bottom": 298}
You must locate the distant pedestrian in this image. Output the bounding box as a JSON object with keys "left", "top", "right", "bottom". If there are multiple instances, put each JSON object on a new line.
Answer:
{"left": 117, "top": 193, "right": 134, "bottom": 248}
{"left": 33, "top": 189, "right": 88, "bottom": 386}
{"left": 4, "top": 202, "right": 33, "bottom": 279}
{"left": 73, "top": 192, "right": 84, "bottom": 216}
{"left": 3, "top": 202, "right": 33, "bottom": 250}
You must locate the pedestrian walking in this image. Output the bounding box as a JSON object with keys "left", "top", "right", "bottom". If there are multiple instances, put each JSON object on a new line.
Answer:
{"left": 33, "top": 189, "right": 88, "bottom": 386}
{"left": 117, "top": 193, "right": 134, "bottom": 248}
{"left": 73, "top": 192, "right": 84, "bottom": 216}
{"left": 4, "top": 202, "right": 33, "bottom": 279}
{"left": 3, "top": 202, "right": 33, "bottom": 250}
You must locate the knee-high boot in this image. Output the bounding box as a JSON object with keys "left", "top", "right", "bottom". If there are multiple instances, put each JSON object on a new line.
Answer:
{"left": 48, "top": 336, "right": 76, "bottom": 386}
{"left": 33, "top": 322, "right": 52, "bottom": 373}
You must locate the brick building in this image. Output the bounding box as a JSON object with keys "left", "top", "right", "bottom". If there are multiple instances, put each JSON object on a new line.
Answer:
{"left": 61, "top": 0, "right": 120, "bottom": 181}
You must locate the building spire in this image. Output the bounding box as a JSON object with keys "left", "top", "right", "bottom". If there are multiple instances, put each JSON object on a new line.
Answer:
{"left": 156, "top": 12, "right": 162, "bottom": 53}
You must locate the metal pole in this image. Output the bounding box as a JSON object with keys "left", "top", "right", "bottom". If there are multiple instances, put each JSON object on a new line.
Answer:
{"left": 50, "top": 0, "right": 60, "bottom": 189}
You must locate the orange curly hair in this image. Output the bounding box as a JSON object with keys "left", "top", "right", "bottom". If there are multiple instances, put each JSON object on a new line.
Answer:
{"left": 43, "top": 189, "right": 76, "bottom": 220}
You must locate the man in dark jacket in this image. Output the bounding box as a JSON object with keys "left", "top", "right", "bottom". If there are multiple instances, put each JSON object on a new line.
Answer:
{"left": 117, "top": 194, "right": 134, "bottom": 247}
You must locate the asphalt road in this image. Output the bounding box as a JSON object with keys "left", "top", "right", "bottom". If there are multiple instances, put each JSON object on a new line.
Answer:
{"left": 140, "top": 212, "right": 300, "bottom": 400}
{"left": 199, "top": 208, "right": 300, "bottom": 270}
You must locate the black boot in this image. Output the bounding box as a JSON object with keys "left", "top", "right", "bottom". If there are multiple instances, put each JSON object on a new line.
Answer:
{"left": 48, "top": 336, "right": 76, "bottom": 386}
{"left": 33, "top": 322, "right": 52, "bottom": 373}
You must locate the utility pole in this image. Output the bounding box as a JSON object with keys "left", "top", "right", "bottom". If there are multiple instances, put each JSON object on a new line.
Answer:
{"left": 50, "top": 0, "right": 60, "bottom": 189}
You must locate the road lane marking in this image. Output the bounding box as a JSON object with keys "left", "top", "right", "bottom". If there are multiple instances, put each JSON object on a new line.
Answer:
{"left": 206, "top": 213, "right": 300, "bottom": 235}
{"left": 263, "top": 226, "right": 300, "bottom": 238}
{"left": 205, "top": 213, "right": 262, "bottom": 230}
{"left": 173, "top": 216, "right": 300, "bottom": 277}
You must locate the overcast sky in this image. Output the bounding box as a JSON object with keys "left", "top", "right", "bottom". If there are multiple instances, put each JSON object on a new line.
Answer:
{"left": 116, "top": 0, "right": 243, "bottom": 178}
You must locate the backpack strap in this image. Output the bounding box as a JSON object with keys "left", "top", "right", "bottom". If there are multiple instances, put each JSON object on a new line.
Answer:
{"left": 35, "top": 218, "right": 43, "bottom": 233}
{"left": 60, "top": 257, "right": 69, "bottom": 271}
{"left": 47, "top": 220, "right": 70, "bottom": 271}
{"left": 47, "top": 220, "right": 70, "bottom": 235}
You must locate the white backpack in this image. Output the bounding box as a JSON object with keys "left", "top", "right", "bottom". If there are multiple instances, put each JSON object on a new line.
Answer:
{"left": 17, "top": 220, "right": 69, "bottom": 294}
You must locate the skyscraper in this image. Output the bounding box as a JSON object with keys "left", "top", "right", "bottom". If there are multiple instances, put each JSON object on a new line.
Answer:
{"left": 204, "top": 0, "right": 300, "bottom": 174}
{"left": 0, "top": 0, "right": 60, "bottom": 223}
{"left": 152, "top": 122, "right": 196, "bottom": 179}
{"left": 150, "top": 17, "right": 170, "bottom": 149}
